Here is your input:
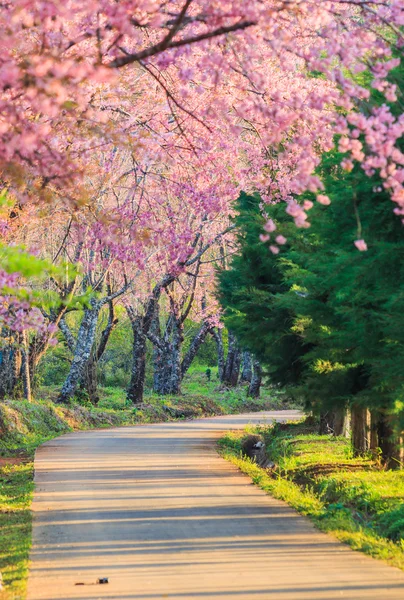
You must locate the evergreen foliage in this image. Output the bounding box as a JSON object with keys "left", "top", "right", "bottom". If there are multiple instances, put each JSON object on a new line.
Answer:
{"left": 218, "top": 153, "right": 404, "bottom": 460}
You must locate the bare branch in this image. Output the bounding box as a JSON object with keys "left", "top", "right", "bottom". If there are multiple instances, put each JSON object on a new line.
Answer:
{"left": 109, "top": 19, "right": 255, "bottom": 68}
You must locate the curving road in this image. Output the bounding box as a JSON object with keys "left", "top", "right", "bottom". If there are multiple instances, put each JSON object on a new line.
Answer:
{"left": 28, "top": 411, "right": 404, "bottom": 600}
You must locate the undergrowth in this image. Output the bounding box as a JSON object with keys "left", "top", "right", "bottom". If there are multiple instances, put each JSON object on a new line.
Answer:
{"left": 218, "top": 420, "right": 404, "bottom": 570}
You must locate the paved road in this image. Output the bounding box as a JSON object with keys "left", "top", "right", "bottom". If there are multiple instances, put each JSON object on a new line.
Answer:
{"left": 28, "top": 411, "right": 404, "bottom": 600}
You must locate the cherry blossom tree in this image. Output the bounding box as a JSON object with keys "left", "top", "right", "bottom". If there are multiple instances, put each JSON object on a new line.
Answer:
{"left": 0, "top": 1, "right": 403, "bottom": 224}
{"left": 0, "top": 1, "right": 403, "bottom": 400}
{"left": 125, "top": 216, "right": 232, "bottom": 402}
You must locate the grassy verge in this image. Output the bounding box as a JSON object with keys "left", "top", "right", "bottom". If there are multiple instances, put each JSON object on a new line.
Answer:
{"left": 0, "top": 459, "right": 33, "bottom": 600}
{"left": 218, "top": 420, "right": 404, "bottom": 570}
{"left": 0, "top": 385, "right": 291, "bottom": 599}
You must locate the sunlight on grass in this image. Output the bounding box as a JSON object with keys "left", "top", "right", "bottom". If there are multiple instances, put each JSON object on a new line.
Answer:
{"left": 218, "top": 422, "right": 404, "bottom": 570}
{"left": 0, "top": 461, "right": 34, "bottom": 600}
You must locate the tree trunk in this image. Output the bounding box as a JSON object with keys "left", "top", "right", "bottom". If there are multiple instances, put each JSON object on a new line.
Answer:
{"left": 351, "top": 406, "right": 369, "bottom": 456}
{"left": 181, "top": 321, "right": 212, "bottom": 379}
{"left": 332, "top": 407, "right": 349, "bottom": 437}
{"left": 152, "top": 345, "right": 173, "bottom": 395}
{"left": 60, "top": 301, "right": 117, "bottom": 405}
{"left": 126, "top": 278, "right": 174, "bottom": 401}
{"left": 241, "top": 351, "right": 252, "bottom": 383}
{"left": 152, "top": 344, "right": 164, "bottom": 394}
{"left": 0, "top": 332, "right": 21, "bottom": 399}
{"left": 59, "top": 317, "right": 76, "bottom": 353}
{"left": 222, "top": 331, "right": 241, "bottom": 387}
{"left": 319, "top": 409, "right": 349, "bottom": 437}
{"left": 151, "top": 315, "right": 183, "bottom": 396}
{"left": 57, "top": 303, "right": 100, "bottom": 404}
{"left": 169, "top": 323, "right": 182, "bottom": 395}
{"left": 81, "top": 300, "right": 117, "bottom": 405}
{"left": 21, "top": 332, "right": 32, "bottom": 402}
{"left": 369, "top": 411, "right": 379, "bottom": 452}
{"left": 81, "top": 354, "right": 99, "bottom": 404}
{"left": 376, "top": 411, "right": 403, "bottom": 469}
{"left": 212, "top": 328, "right": 225, "bottom": 382}
{"left": 29, "top": 331, "right": 54, "bottom": 390}
{"left": 150, "top": 306, "right": 164, "bottom": 395}
{"left": 127, "top": 316, "right": 147, "bottom": 405}
{"left": 319, "top": 411, "right": 335, "bottom": 434}
{"left": 153, "top": 336, "right": 183, "bottom": 395}
{"left": 247, "top": 359, "right": 262, "bottom": 398}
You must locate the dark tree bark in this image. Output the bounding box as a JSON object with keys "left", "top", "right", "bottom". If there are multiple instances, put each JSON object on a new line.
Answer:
{"left": 247, "top": 359, "right": 262, "bottom": 398}
{"left": 169, "top": 320, "right": 183, "bottom": 395}
{"left": 222, "top": 331, "right": 241, "bottom": 387}
{"left": 151, "top": 317, "right": 183, "bottom": 395}
{"left": 126, "top": 275, "right": 176, "bottom": 404}
{"left": 319, "top": 411, "right": 333, "bottom": 434}
{"left": 127, "top": 315, "right": 147, "bottom": 405}
{"left": 332, "top": 407, "right": 349, "bottom": 437}
{"left": 82, "top": 354, "right": 99, "bottom": 404}
{"left": 97, "top": 301, "right": 119, "bottom": 361}
{"left": 29, "top": 332, "right": 50, "bottom": 390}
{"left": 318, "top": 409, "right": 349, "bottom": 436}
{"left": 241, "top": 351, "right": 253, "bottom": 383}
{"left": 212, "top": 328, "right": 225, "bottom": 382}
{"left": 351, "top": 406, "right": 369, "bottom": 456}
{"left": 376, "top": 411, "right": 403, "bottom": 469}
{"left": 181, "top": 321, "right": 212, "bottom": 379}
{"left": 149, "top": 303, "right": 184, "bottom": 396}
{"left": 369, "top": 411, "right": 379, "bottom": 452}
{"left": 0, "top": 331, "right": 21, "bottom": 400}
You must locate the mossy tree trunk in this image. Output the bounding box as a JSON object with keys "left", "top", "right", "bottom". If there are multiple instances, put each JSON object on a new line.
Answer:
{"left": 58, "top": 302, "right": 101, "bottom": 404}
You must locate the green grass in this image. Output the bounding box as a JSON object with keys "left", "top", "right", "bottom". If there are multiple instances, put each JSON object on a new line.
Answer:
{"left": 218, "top": 421, "right": 404, "bottom": 570}
{"left": 0, "top": 460, "right": 34, "bottom": 600}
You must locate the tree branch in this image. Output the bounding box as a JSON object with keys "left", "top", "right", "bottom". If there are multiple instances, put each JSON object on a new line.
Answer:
{"left": 109, "top": 20, "right": 255, "bottom": 68}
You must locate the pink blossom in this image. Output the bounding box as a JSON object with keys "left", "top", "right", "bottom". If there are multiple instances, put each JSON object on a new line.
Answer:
{"left": 354, "top": 239, "right": 368, "bottom": 252}
{"left": 316, "top": 194, "right": 331, "bottom": 206}
{"left": 264, "top": 219, "right": 276, "bottom": 233}
{"left": 341, "top": 158, "right": 354, "bottom": 172}
{"left": 275, "top": 235, "right": 287, "bottom": 245}
{"left": 0, "top": 0, "right": 402, "bottom": 321}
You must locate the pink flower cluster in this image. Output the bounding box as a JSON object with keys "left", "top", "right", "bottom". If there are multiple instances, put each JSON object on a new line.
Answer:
{"left": 0, "top": 270, "right": 47, "bottom": 333}
{"left": 0, "top": 0, "right": 402, "bottom": 319}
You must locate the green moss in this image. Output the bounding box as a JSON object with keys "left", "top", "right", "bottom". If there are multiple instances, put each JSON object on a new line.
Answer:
{"left": 218, "top": 422, "right": 404, "bottom": 570}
